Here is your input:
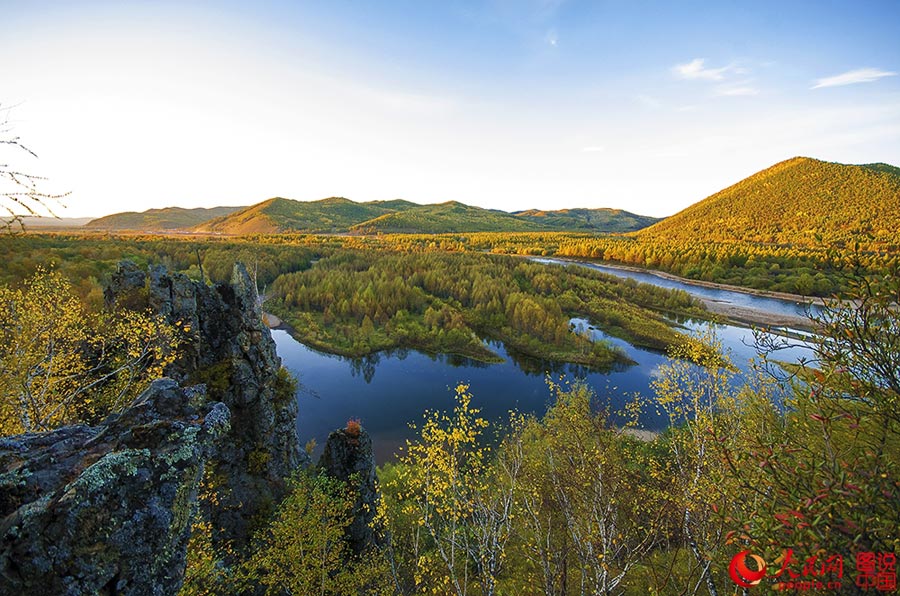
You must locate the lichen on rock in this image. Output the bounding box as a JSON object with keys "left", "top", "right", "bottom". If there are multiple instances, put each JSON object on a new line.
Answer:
{"left": 105, "top": 261, "right": 303, "bottom": 553}
{"left": 0, "top": 379, "right": 229, "bottom": 596}
{"left": 319, "top": 424, "right": 384, "bottom": 556}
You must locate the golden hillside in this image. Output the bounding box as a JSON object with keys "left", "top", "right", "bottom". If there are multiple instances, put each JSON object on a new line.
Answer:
{"left": 638, "top": 157, "right": 900, "bottom": 248}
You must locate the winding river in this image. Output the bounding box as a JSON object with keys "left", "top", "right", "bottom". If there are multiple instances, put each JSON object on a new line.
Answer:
{"left": 275, "top": 259, "right": 816, "bottom": 463}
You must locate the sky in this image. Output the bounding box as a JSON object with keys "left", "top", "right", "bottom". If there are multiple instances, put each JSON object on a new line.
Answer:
{"left": 2, "top": 0, "right": 899, "bottom": 218}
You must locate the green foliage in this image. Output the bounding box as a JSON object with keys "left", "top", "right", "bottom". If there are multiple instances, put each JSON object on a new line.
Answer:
{"left": 0, "top": 234, "right": 319, "bottom": 299}
{"left": 511, "top": 380, "right": 672, "bottom": 594}
{"left": 236, "top": 471, "right": 392, "bottom": 595}
{"left": 513, "top": 207, "right": 659, "bottom": 233}
{"left": 192, "top": 195, "right": 658, "bottom": 235}
{"left": 349, "top": 200, "right": 547, "bottom": 234}
{"left": 379, "top": 274, "right": 900, "bottom": 594}
{"left": 724, "top": 266, "right": 900, "bottom": 559}
{"left": 194, "top": 196, "right": 414, "bottom": 234}
{"left": 182, "top": 470, "right": 392, "bottom": 596}
{"left": 85, "top": 206, "right": 244, "bottom": 231}
{"left": 272, "top": 365, "right": 298, "bottom": 405}
{"left": 268, "top": 249, "right": 703, "bottom": 367}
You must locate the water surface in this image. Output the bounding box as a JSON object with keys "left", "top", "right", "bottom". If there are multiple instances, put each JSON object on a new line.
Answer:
{"left": 276, "top": 315, "right": 812, "bottom": 463}
{"left": 533, "top": 257, "right": 821, "bottom": 320}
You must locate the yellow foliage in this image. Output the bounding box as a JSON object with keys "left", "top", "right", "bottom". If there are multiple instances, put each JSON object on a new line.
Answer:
{"left": 0, "top": 267, "right": 180, "bottom": 435}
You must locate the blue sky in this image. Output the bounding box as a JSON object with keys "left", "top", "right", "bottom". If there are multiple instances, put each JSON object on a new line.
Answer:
{"left": 3, "top": 0, "right": 899, "bottom": 217}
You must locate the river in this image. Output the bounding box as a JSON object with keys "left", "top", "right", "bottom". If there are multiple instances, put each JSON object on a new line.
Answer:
{"left": 275, "top": 259, "right": 816, "bottom": 463}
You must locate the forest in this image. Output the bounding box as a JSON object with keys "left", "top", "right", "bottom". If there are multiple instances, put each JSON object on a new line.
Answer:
{"left": 0, "top": 234, "right": 707, "bottom": 369}
{"left": 267, "top": 249, "right": 705, "bottom": 367}
{"left": 178, "top": 264, "right": 899, "bottom": 595}
{"left": 1, "top": 231, "right": 898, "bottom": 594}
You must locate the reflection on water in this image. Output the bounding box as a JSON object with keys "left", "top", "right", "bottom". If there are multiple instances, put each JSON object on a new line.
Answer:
{"left": 275, "top": 312, "right": 814, "bottom": 463}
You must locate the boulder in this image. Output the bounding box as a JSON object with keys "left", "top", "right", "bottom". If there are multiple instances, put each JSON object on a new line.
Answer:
{"left": 0, "top": 379, "right": 229, "bottom": 596}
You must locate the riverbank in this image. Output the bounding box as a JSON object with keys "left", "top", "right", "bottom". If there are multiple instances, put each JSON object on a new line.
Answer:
{"left": 541, "top": 257, "right": 822, "bottom": 332}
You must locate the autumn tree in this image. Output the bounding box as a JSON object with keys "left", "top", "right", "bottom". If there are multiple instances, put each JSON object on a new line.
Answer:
{"left": 387, "top": 383, "right": 519, "bottom": 596}
{"left": 0, "top": 268, "right": 181, "bottom": 434}
{"left": 514, "top": 380, "right": 669, "bottom": 595}
{"left": 726, "top": 263, "right": 900, "bottom": 560}
{"left": 649, "top": 335, "right": 748, "bottom": 596}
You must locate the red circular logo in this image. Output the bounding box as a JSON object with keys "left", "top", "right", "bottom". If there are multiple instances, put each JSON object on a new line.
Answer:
{"left": 729, "top": 550, "right": 767, "bottom": 588}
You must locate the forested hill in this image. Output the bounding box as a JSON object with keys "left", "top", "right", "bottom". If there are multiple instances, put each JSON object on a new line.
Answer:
{"left": 514, "top": 207, "right": 659, "bottom": 232}
{"left": 84, "top": 197, "right": 658, "bottom": 235}
{"left": 348, "top": 201, "right": 546, "bottom": 233}
{"left": 637, "top": 157, "right": 900, "bottom": 248}
{"left": 192, "top": 197, "right": 415, "bottom": 234}
{"left": 85, "top": 206, "right": 244, "bottom": 230}
{"left": 192, "top": 197, "right": 658, "bottom": 234}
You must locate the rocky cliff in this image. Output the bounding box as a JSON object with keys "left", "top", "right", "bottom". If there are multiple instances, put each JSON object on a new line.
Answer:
{"left": 0, "top": 379, "right": 230, "bottom": 595}
{"left": 320, "top": 425, "right": 383, "bottom": 556}
{"left": 0, "top": 261, "right": 382, "bottom": 595}
{"left": 105, "top": 261, "right": 303, "bottom": 552}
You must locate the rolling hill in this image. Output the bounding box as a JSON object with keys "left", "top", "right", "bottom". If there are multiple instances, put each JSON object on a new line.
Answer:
{"left": 195, "top": 197, "right": 658, "bottom": 234}
{"left": 192, "top": 197, "right": 419, "bottom": 234}
{"left": 86, "top": 206, "right": 244, "bottom": 231}
{"left": 514, "top": 207, "right": 658, "bottom": 233}
{"left": 637, "top": 157, "right": 900, "bottom": 247}
{"left": 349, "top": 201, "right": 547, "bottom": 234}
{"left": 13, "top": 216, "right": 94, "bottom": 229}
{"left": 87, "top": 196, "right": 659, "bottom": 235}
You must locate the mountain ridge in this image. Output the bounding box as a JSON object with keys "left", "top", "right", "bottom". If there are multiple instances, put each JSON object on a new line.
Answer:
{"left": 86, "top": 206, "right": 245, "bottom": 230}
{"left": 636, "top": 156, "right": 900, "bottom": 247}
{"left": 124, "top": 197, "right": 660, "bottom": 234}
{"left": 81, "top": 156, "right": 899, "bottom": 237}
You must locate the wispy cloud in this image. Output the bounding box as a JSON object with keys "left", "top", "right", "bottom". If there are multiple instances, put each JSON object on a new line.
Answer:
{"left": 812, "top": 67, "right": 896, "bottom": 89}
{"left": 581, "top": 145, "right": 605, "bottom": 152}
{"left": 672, "top": 58, "right": 733, "bottom": 81}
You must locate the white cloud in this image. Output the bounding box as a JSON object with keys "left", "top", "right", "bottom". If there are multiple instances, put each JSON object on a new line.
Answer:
{"left": 581, "top": 146, "right": 605, "bottom": 152}
{"left": 672, "top": 58, "right": 733, "bottom": 81}
{"left": 812, "top": 67, "right": 897, "bottom": 89}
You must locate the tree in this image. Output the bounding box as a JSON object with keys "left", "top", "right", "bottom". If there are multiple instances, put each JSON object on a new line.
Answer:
{"left": 1, "top": 103, "right": 69, "bottom": 232}
{"left": 729, "top": 263, "right": 900, "bottom": 560}
{"left": 649, "top": 335, "right": 745, "bottom": 596}
{"left": 515, "top": 380, "right": 669, "bottom": 595}
{"left": 389, "top": 383, "right": 519, "bottom": 596}
{"left": 0, "top": 268, "right": 181, "bottom": 434}
{"left": 235, "top": 471, "right": 392, "bottom": 596}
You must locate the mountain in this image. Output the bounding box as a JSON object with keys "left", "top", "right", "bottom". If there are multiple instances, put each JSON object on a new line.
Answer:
{"left": 193, "top": 197, "right": 418, "bottom": 234}
{"left": 349, "top": 201, "right": 547, "bottom": 234}
{"left": 196, "top": 197, "right": 658, "bottom": 235}
{"left": 12, "top": 216, "right": 93, "bottom": 229}
{"left": 637, "top": 157, "right": 900, "bottom": 247}
{"left": 86, "top": 206, "right": 244, "bottom": 231}
{"left": 513, "top": 208, "right": 658, "bottom": 233}
{"left": 88, "top": 196, "right": 659, "bottom": 235}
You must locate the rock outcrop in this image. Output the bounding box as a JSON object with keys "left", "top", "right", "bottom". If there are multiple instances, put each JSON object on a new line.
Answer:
{"left": 105, "top": 261, "right": 303, "bottom": 551}
{"left": 319, "top": 425, "right": 382, "bottom": 556}
{"left": 0, "top": 379, "right": 229, "bottom": 596}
